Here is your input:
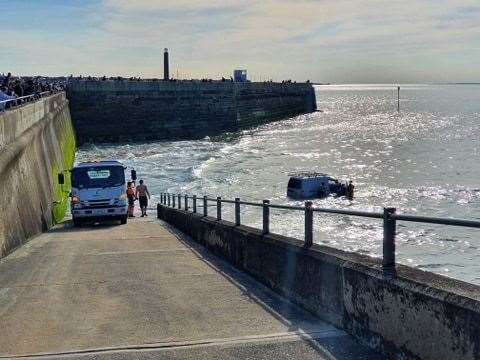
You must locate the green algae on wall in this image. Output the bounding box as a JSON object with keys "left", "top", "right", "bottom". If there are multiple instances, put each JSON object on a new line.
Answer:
{"left": 0, "top": 92, "right": 76, "bottom": 257}
{"left": 51, "top": 114, "right": 76, "bottom": 224}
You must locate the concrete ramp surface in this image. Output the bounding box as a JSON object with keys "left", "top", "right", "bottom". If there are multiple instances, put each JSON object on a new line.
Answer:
{"left": 0, "top": 219, "right": 382, "bottom": 359}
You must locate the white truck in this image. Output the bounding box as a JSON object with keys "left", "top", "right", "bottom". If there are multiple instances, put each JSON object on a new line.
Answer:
{"left": 59, "top": 161, "right": 135, "bottom": 227}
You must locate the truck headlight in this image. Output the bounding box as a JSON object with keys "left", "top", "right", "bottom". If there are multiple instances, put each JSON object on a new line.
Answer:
{"left": 115, "top": 194, "right": 127, "bottom": 205}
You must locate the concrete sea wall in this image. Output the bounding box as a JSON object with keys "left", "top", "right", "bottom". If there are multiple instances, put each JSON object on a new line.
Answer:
{"left": 157, "top": 205, "right": 480, "bottom": 360}
{"left": 0, "top": 93, "right": 76, "bottom": 257}
{"left": 67, "top": 80, "right": 317, "bottom": 144}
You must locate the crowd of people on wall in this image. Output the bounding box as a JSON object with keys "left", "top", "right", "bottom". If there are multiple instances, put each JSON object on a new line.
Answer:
{"left": 68, "top": 75, "right": 228, "bottom": 82}
{"left": 0, "top": 73, "right": 65, "bottom": 110}
{"left": 0, "top": 72, "right": 310, "bottom": 111}
{"left": 66, "top": 75, "right": 308, "bottom": 84}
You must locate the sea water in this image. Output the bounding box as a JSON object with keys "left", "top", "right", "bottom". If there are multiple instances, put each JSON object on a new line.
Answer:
{"left": 76, "top": 84, "right": 480, "bottom": 284}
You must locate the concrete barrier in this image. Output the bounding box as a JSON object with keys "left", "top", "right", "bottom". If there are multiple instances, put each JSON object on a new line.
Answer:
{"left": 157, "top": 204, "right": 480, "bottom": 360}
{"left": 0, "top": 93, "right": 75, "bottom": 257}
{"left": 67, "top": 80, "right": 317, "bottom": 144}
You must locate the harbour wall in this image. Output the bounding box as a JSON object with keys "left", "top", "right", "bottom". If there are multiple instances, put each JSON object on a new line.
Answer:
{"left": 67, "top": 80, "right": 317, "bottom": 144}
{"left": 157, "top": 204, "right": 480, "bottom": 360}
{"left": 0, "top": 93, "right": 76, "bottom": 257}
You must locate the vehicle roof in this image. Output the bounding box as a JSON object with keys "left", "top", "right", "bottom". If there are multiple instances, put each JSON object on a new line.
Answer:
{"left": 73, "top": 161, "right": 124, "bottom": 168}
{"left": 289, "top": 172, "right": 330, "bottom": 179}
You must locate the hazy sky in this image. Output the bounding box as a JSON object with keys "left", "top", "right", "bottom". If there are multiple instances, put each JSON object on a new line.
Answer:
{"left": 2, "top": 0, "right": 479, "bottom": 83}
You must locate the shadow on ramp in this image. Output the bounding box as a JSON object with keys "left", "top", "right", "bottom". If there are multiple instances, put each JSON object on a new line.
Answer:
{"left": 155, "top": 220, "right": 384, "bottom": 360}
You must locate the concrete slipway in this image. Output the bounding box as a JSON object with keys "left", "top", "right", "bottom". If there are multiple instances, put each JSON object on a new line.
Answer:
{"left": 0, "top": 218, "right": 382, "bottom": 359}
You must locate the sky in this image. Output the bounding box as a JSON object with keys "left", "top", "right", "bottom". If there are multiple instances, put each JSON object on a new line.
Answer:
{"left": 2, "top": 0, "right": 479, "bottom": 83}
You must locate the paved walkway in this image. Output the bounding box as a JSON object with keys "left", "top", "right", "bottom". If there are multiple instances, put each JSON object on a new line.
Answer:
{"left": 0, "top": 217, "right": 383, "bottom": 359}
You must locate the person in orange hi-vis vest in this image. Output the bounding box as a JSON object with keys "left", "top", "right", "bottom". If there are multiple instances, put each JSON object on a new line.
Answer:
{"left": 126, "top": 182, "right": 136, "bottom": 217}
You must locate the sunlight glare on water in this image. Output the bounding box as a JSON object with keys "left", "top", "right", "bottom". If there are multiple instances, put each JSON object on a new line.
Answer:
{"left": 76, "top": 84, "right": 480, "bottom": 284}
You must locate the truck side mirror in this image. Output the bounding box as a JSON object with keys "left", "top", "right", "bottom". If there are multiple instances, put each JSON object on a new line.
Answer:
{"left": 131, "top": 169, "right": 137, "bottom": 181}
{"left": 58, "top": 173, "right": 65, "bottom": 185}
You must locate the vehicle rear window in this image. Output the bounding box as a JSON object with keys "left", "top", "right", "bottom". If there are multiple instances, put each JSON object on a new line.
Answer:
{"left": 288, "top": 178, "right": 302, "bottom": 189}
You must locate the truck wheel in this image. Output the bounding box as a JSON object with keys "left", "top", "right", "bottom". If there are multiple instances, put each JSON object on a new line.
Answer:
{"left": 120, "top": 216, "right": 127, "bottom": 225}
{"left": 73, "top": 219, "right": 82, "bottom": 227}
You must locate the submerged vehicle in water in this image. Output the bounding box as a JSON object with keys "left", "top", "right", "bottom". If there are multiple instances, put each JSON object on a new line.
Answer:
{"left": 287, "top": 172, "right": 349, "bottom": 199}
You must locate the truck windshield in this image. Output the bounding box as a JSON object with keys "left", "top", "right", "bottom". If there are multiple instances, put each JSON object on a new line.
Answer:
{"left": 72, "top": 166, "right": 125, "bottom": 189}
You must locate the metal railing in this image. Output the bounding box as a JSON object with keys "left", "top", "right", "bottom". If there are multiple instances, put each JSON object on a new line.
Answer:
{"left": 158, "top": 192, "right": 480, "bottom": 275}
{"left": 0, "top": 91, "right": 56, "bottom": 112}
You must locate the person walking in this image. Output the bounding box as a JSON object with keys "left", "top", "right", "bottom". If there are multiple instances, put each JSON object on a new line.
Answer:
{"left": 135, "top": 179, "right": 151, "bottom": 217}
{"left": 126, "top": 182, "right": 136, "bottom": 217}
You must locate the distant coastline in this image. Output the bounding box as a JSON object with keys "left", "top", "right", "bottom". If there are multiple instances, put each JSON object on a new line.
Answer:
{"left": 447, "top": 82, "right": 480, "bottom": 85}
{"left": 312, "top": 82, "right": 480, "bottom": 86}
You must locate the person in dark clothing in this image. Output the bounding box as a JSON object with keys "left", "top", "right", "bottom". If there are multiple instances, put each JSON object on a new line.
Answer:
{"left": 346, "top": 181, "right": 355, "bottom": 200}
{"left": 23, "top": 79, "right": 35, "bottom": 96}
{"left": 2, "top": 72, "right": 11, "bottom": 87}
{"left": 13, "top": 81, "right": 23, "bottom": 98}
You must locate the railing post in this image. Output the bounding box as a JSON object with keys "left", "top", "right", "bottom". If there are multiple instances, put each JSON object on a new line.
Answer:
{"left": 185, "top": 194, "right": 188, "bottom": 211}
{"left": 383, "top": 207, "right": 397, "bottom": 276}
{"left": 235, "top": 198, "right": 241, "bottom": 226}
{"left": 168, "top": 193, "right": 171, "bottom": 207}
{"left": 178, "top": 194, "right": 181, "bottom": 209}
{"left": 304, "top": 201, "right": 313, "bottom": 248}
{"left": 172, "top": 194, "right": 175, "bottom": 208}
{"left": 217, "top": 197, "right": 222, "bottom": 221}
{"left": 193, "top": 195, "right": 197, "bottom": 213}
{"left": 157, "top": 203, "right": 161, "bottom": 218}
{"left": 203, "top": 196, "right": 208, "bottom": 217}
{"left": 263, "top": 200, "right": 270, "bottom": 234}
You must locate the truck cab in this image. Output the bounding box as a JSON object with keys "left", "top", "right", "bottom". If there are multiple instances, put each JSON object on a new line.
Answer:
{"left": 68, "top": 161, "right": 129, "bottom": 226}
